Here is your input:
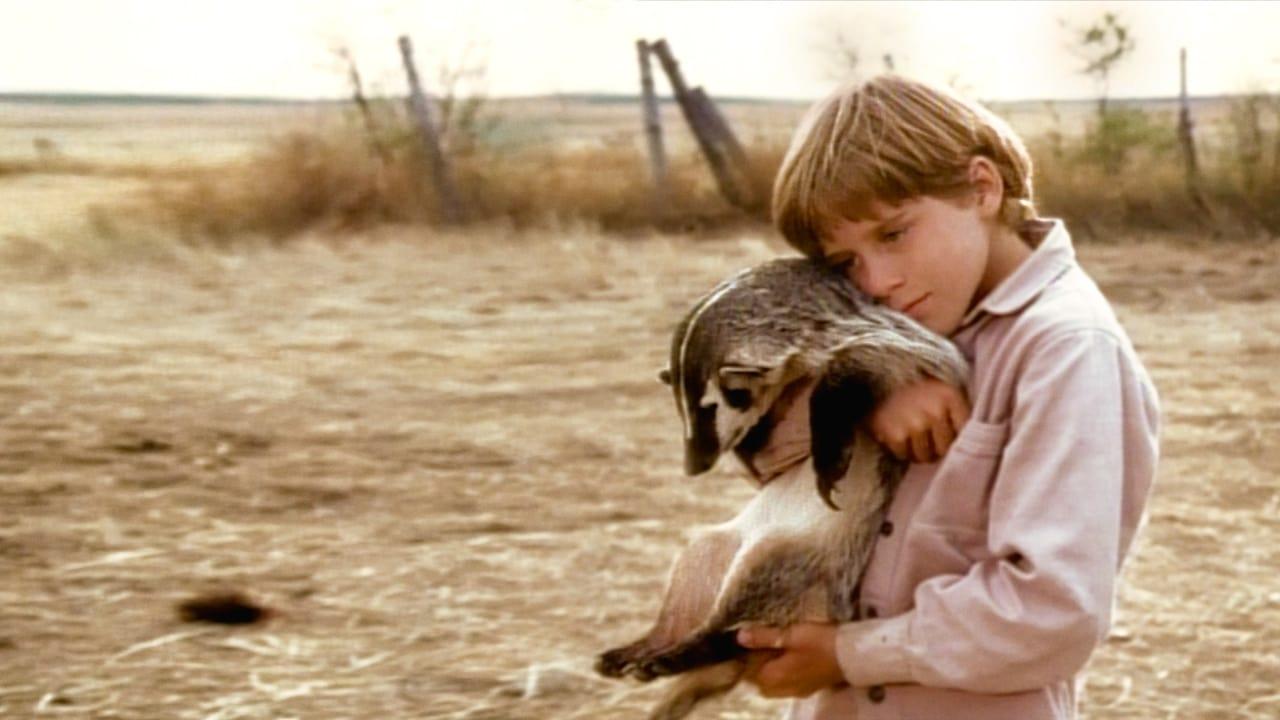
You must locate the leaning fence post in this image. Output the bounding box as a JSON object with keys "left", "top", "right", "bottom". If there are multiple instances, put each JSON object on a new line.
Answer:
{"left": 398, "top": 34, "right": 465, "bottom": 224}
{"left": 687, "top": 87, "right": 752, "bottom": 183}
{"left": 689, "top": 87, "right": 747, "bottom": 165}
{"left": 1177, "top": 47, "right": 1208, "bottom": 213}
{"left": 649, "top": 38, "right": 756, "bottom": 211}
{"left": 637, "top": 40, "right": 669, "bottom": 218}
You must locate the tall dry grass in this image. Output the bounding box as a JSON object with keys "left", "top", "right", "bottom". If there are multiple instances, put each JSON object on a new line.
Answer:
{"left": 134, "top": 102, "right": 784, "bottom": 243}
{"left": 1030, "top": 96, "right": 1280, "bottom": 240}
{"left": 13, "top": 95, "right": 1280, "bottom": 245}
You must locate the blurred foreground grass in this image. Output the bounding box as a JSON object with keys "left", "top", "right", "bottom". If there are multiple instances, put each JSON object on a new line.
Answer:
{"left": 0, "top": 226, "right": 1276, "bottom": 718}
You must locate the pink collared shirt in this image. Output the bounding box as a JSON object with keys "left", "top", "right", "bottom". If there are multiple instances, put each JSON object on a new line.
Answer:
{"left": 787, "top": 220, "right": 1160, "bottom": 720}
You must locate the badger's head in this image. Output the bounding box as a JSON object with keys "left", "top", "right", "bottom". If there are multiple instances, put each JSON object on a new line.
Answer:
{"left": 658, "top": 258, "right": 967, "bottom": 508}
{"left": 660, "top": 265, "right": 821, "bottom": 477}
{"left": 660, "top": 343, "right": 806, "bottom": 477}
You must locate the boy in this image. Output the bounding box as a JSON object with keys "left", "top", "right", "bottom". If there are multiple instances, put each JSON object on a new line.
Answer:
{"left": 734, "top": 75, "right": 1160, "bottom": 719}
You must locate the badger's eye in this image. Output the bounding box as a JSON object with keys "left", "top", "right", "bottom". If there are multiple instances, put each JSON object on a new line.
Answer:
{"left": 722, "top": 388, "right": 752, "bottom": 410}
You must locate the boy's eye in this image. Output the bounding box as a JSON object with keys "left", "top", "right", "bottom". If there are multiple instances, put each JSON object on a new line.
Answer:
{"left": 828, "top": 256, "right": 857, "bottom": 274}
{"left": 881, "top": 228, "right": 905, "bottom": 243}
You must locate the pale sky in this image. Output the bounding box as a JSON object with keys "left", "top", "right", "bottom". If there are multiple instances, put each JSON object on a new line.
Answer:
{"left": 3, "top": 0, "right": 1279, "bottom": 102}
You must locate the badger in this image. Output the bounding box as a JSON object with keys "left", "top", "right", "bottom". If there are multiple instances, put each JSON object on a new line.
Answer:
{"left": 595, "top": 258, "right": 967, "bottom": 720}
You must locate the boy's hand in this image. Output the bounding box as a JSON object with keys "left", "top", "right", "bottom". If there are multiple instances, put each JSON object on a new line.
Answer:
{"left": 870, "top": 378, "right": 970, "bottom": 464}
{"left": 737, "top": 624, "right": 844, "bottom": 698}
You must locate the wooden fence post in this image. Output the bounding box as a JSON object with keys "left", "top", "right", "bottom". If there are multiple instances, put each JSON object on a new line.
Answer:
{"left": 688, "top": 87, "right": 750, "bottom": 173}
{"left": 1177, "top": 47, "right": 1208, "bottom": 213}
{"left": 398, "top": 34, "right": 465, "bottom": 224}
{"left": 649, "top": 39, "right": 756, "bottom": 211}
{"left": 339, "top": 48, "right": 391, "bottom": 165}
{"left": 637, "top": 40, "right": 668, "bottom": 217}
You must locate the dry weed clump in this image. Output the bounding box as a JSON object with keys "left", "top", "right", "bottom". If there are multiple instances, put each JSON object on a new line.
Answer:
{"left": 143, "top": 132, "right": 411, "bottom": 242}
{"left": 455, "top": 145, "right": 763, "bottom": 231}
{"left": 1031, "top": 97, "right": 1280, "bottom": 240}
{"left": 136, "top": 124, "right": 776, "bottom": 243}
{"left": 1029, "top": 140, "right": 1206, "bottom": 239}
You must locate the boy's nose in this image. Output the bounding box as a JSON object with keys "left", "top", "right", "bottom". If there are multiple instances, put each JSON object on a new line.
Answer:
{"left": 856, "top": 260, "right": 904, "bottom": 301}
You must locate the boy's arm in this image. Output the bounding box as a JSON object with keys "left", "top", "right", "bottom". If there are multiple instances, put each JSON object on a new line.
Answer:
{"left": 834, "top": 328, "right": 1159, "bottom": 693}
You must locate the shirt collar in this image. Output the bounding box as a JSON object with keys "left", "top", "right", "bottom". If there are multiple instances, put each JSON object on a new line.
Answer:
{"left": 956, "top": 218, "right": 1074, "bottom": 330}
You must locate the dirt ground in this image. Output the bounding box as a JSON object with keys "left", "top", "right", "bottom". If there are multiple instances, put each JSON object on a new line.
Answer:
{"left": 1, "top": 225, "right": 1277, "bottom": 719}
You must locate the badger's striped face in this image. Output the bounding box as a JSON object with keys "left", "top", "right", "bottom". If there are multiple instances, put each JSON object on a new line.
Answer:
{"left": 663, "top": 270, "right": 792, "bottom": 476}
{"left": 662, "top": 360, "right": 766, "bottom": 476}
{"left": 664, "top": 272, "right": 747, "bottom": 475}
{"left": 683, "top": 377, "right": 726, "bottom": 476}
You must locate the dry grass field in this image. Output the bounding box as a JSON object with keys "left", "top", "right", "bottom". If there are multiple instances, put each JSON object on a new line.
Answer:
{"left": 1, "top": 99, "right": 1278, "bottom": 719}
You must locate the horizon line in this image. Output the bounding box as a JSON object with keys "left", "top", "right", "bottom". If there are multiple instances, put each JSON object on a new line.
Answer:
{"left": 0, "top": 89, "right": 1258, "bottom": 107}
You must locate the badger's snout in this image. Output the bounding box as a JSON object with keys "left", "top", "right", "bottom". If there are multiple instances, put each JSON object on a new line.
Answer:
{"left": 684, "top": 449, "right": 715, "bottom": 476}
{"left": 684, "top": 434, "right": 720, "bottom": 476}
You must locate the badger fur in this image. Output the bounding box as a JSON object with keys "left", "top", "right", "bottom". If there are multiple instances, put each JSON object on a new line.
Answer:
{"left": 596, "top": 258, "right": 967, "bottom": 719}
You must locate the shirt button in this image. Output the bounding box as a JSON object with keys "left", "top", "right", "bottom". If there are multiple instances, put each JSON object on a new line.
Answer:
{"left": 879, "top": 520, "right": 894, "bottom": 537}
{"left": 865, "top": 606, "right": 878, "bottom": 619}
{"left": 868, "top": 685, "right": 887, "bottom": 703}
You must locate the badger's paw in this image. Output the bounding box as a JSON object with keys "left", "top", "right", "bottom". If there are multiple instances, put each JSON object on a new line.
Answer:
{"left": 635, "top": 630, "right": 742, "bottom": 680}
{"left": 596, "top": 641, "right": 661, "bottom": 682}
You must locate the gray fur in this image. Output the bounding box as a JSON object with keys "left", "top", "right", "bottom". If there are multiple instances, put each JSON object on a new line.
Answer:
{"left": 597, "top": 258, "right": 968, "bottom": 720}
{"left": 666, "top": 257, "right": 965, "bottom": 502}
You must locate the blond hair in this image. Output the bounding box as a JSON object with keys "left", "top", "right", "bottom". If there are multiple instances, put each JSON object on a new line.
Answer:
{"left": 773, "top": 75, "right": 1037, "bottom": 258}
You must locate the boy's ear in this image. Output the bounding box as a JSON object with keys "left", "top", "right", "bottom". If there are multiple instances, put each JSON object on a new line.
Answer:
{"left": 968, "top": 156, "right": 1005, "bottom": 219}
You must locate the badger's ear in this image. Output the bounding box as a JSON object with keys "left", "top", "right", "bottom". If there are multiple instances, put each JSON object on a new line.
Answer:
{"left": 720, "top": 348, "right": 802, "bottom": 390}
{"left": 658, "top": 368, "right": 673, "bottom": 385}
{"left": 809, "top": 364, "right": 878, "bottom": 510}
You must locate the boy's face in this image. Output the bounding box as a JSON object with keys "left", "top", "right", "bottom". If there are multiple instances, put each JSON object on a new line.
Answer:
{"left": 820, "top": 194, "right": 992, "bottom": 336}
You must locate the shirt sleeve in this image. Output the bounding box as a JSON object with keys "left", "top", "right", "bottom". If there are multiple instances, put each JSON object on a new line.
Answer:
{"left": 834, "top": 328, "right": 1160, "bottom": 693}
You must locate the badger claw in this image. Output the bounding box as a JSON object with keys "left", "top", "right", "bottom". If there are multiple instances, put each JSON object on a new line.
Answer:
{"left": 595, "top": 647, "right": 635, "bottom": 678}
{"left": 634, "top": 631, "right": 743, "bottom": 680}
{"left": 596, "top": 642, "right": 664, "bottom": 682}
